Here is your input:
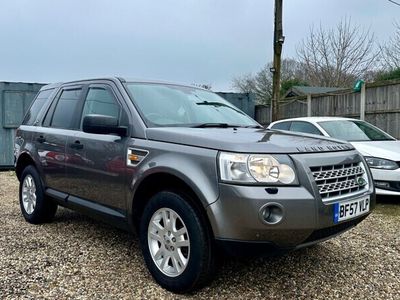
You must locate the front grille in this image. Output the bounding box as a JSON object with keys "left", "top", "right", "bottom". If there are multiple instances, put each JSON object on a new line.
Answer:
{"left": 311, "top": 162, "right": 368, "bottom": 201}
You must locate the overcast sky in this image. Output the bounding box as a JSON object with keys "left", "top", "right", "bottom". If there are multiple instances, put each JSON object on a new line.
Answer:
{"left": 0, "top": 0, "right": 398, "bottom": 91}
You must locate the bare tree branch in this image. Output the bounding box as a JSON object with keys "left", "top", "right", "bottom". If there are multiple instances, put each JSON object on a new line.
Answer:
{"left": 296, "top": 17, "right": 378, "bottom": 87}
{"left": 380, "top": 22, "right": 400, "bottom": 70}
{"left": 388, "top": 0, "right": 400, "bottom": 7}
{"left": 232, "top": 59, "right": 306, "bottom": 104}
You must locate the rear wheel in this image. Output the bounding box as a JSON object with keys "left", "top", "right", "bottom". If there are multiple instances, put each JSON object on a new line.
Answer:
{"left": 19, "top": 165, "right": 57, "bottom": 224}
{"left": 139, "top": 191, "right": 215, "bottom": 293}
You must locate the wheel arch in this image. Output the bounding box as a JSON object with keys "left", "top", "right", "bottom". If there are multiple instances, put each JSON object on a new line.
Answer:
{"left": 130, "top": 171, "right": 216, "bottom": 237}
{"left": 15, "top": 152, "right": 37, "bottom": 181}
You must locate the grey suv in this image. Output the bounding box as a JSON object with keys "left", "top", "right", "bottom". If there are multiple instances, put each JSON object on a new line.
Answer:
{"left": 14, "top": 77, "right": 375, "bottom": 292}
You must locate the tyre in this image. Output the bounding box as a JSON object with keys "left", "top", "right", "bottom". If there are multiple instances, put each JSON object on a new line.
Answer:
{"left": 19, "top": 165, "right": 58, "bottom": 224}
{"left": 139, "top": 191, "right": 215, "bottom": 293}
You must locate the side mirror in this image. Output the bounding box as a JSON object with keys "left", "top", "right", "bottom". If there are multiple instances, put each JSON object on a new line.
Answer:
{"left": 82, "top": 114, "right": 127, "bottom": 136}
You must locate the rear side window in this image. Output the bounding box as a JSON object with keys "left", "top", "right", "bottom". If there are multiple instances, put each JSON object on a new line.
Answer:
{"left": 290, "top": 121, "right": 322, "bottom": 135}
{"left": 22, "top": 89, "right": 54, "bottom": 125}
{"left": 51, "top": 89, "right": 82, "bottom": 129}
{"left": 271, "top": 121, "right": 291, "bottom": 130}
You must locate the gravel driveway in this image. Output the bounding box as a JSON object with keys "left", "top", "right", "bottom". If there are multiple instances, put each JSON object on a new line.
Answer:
{"left": 0, "top": 171, "right": 399, "bottom": 299}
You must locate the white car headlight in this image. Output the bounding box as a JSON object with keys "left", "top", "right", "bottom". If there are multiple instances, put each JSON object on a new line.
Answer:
{"left": 218, "top": 152, "right": 297, "bottom": 184}
{"left": 365, "top": 157, "right": 399, "bottom": 170}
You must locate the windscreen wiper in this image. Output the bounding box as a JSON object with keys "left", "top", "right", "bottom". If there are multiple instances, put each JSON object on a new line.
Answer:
{"left": 244, "top": 125, "right": 264, "bottom": 129}
{"left": 191, "top": 123, "right": 239, "bottom": 128}
{"left": 196, "top": 101, "right": 246, "bottom": 115}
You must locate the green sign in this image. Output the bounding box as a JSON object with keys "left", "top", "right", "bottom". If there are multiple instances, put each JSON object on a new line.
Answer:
{"left": 353, "top": 80, "right": 365, "bottom": 92}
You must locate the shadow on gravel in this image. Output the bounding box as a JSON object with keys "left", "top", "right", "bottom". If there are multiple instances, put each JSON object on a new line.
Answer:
{"left": 375, "top": 196, "right": 400, "bottom": 216}
{"left": 376, "top": 195, "right": 399, "bottom": 204}
{"left": 49, "top": 207, "right": 344, "bottom": 296}
{"left": 50, "top": 207, "right": 137, "bottom": 250}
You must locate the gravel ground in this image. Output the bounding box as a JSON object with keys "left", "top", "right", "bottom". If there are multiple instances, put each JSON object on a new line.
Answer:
{"left": 0, "top": 171, "right": 399, "bottom": 299}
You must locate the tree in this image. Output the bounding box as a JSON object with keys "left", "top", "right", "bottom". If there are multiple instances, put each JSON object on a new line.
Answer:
{"left": 375, "top": 68, "right": 400, "bottom": 81}
{"left": 232, "top": 59, "right": 306, "bottom": 104}
{"left": 380, "top": 22, "right": 400, "bottom": 70}
{"left": 280, "top": 78, "right": 309, "bottom": 96}
{"left": 296, "top": 18, "right": 378, "bottom": 87}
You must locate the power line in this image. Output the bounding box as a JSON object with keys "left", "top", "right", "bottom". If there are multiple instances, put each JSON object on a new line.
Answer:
{"left": 388, "top": 0, "right": 400, "bottom": 7}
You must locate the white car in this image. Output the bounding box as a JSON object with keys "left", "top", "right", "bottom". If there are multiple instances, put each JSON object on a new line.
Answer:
{"left": 268, "top": 117, "right": 400, "bottom": 196}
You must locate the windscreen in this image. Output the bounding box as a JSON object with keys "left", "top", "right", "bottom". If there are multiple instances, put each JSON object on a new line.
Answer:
{"left": 318, "top": 120, "right": 394, "bottom": 141}
{"left": 125, "top": 83, "right": 258, "bottom": 127}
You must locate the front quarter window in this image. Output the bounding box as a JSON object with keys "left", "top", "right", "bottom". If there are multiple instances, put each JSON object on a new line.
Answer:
{"left": 290, "top": 121, "right": 322, "bottom": 135}
{"left": 271, "top": 122, "right": 291, "bottom": 131}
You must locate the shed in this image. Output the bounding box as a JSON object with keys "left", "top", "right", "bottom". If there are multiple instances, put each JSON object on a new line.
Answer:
{"left": 284, "top": 86, "right": 345, "bottom": 98}
{"left": 0, "top": 82, "right": 45, "bottom": 168}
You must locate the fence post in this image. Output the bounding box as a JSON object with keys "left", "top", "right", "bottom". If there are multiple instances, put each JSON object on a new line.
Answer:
{"left": 360, "top": 82, "right": 366, "bottom": 120}
{"left": 307, "top": 94, "right": 312, "bottom": 117}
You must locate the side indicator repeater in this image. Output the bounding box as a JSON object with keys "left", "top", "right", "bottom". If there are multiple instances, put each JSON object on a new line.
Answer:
{"left": 127, "top": 148, "right": 149, "bottom": 167}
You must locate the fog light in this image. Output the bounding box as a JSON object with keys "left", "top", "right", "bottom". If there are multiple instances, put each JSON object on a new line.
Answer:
{"left": 374, "top": 181, "right": 390, "bottom": 188}
{"left": 259, "top": 203, "right": 284, "bottom": 225}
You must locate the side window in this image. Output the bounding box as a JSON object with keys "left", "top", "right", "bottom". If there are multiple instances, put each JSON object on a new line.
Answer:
{"left": 51, "top": 89, "right": 82, "bottom": 129}
{"left": 290, "top": 121, "right": 322, "bottom": 135}
{"left": 271, "top": 121, "right": 291, "bottom": 130}
{"left": 81, "top": 87, "right": 120, "bottom": 123}
{"left": 23, "top": 89, "right": 54, "bottom": 125}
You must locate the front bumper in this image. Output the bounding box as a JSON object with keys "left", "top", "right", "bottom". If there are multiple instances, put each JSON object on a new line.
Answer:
{"left": 215, "top": 215, "right": 368, "bottom": 257}
{"left": 371, "top": 168, "right": 400, "bottom": 196}
{"left": 207, "top": 184, "right": 375, "bottom": 249}
{"left": 206, "top": 150, "right": 376, "bottom": 252}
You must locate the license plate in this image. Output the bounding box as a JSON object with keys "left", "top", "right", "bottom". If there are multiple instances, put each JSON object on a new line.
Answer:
{"left": 333, "top": 196, "right": 370, "bottom": 223}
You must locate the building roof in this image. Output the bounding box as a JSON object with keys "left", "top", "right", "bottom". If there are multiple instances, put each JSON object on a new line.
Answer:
{"left": 284, "top": 86, "right": 345, "bottom": 98}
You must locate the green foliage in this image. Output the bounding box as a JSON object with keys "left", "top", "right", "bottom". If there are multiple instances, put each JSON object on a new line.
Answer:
{"left": 280, "top": 78, "right": 309, "bottom": 96}
{"left": 376, "top": 68, "right": 400, "bottom": 81}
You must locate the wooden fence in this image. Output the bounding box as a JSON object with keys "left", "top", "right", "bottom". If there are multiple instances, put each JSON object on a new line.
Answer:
{"left": 255, "top": 79, "right": 400, "bottom": 139}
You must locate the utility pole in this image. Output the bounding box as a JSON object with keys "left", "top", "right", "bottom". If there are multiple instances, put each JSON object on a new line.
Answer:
{"left": 271, "top": 0, "right": 284, "bottom": 122}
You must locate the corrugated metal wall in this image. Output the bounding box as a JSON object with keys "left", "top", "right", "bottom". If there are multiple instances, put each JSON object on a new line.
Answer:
{"left": 0, "top": 82, "right": 45, "bottom": 168}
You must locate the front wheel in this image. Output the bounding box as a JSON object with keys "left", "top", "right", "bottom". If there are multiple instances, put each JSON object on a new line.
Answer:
{"left": 139, "top": 191, "right": 215, "bottom": 293}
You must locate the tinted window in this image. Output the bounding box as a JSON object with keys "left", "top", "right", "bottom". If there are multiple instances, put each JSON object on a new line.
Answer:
{"left": 23, "top": 89, "right": 54, "bottom": 125}
{"left": 271, "top": 122, "right": 291, "bottom": 130}
{"left": 51, "top": 89, "right": 82, "bottom": 129}
{"left": 81, "top": 87, "right": 120, "bottom": 123}
{"left": 290, "top": 121, "right": 322, "bottom": 135}
{"left": 318, "top": 120, "right": 394, "bottom": 141}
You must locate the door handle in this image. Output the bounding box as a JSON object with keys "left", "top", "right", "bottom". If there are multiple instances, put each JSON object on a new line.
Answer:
{"left": 70, "top": 140, "right": 84, "bottom": 150}
{"left": 36, "top": 135, "right": 46, "bottom": 143}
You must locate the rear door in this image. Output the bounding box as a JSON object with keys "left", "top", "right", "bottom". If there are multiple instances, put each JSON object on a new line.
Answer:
{"left": 33, "top": 86, "right": 84, "bottom": 192}
{"left": 64, "top": 83, "right": 128, "bottom": 211}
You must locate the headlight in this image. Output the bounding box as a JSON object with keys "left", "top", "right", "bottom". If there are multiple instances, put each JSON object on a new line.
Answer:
{"left": 218, "top": 152, "right": 297, "bottom": 184}
{"left": 365, "top": 157, "right": 399, "bottom": 170}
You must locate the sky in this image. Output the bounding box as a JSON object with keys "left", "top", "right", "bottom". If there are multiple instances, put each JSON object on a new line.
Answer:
{"left": 0, "top": 0, "right": 399, "bottom": 91}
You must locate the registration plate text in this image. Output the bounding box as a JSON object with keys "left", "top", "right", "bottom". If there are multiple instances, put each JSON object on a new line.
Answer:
{"left": 333, "top": 196, "right": 370, "bottom": 223}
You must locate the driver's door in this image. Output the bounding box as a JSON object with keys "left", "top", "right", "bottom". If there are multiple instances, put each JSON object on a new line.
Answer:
{"left": 65, "top": 84, "right": 128, "bottom": 211}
